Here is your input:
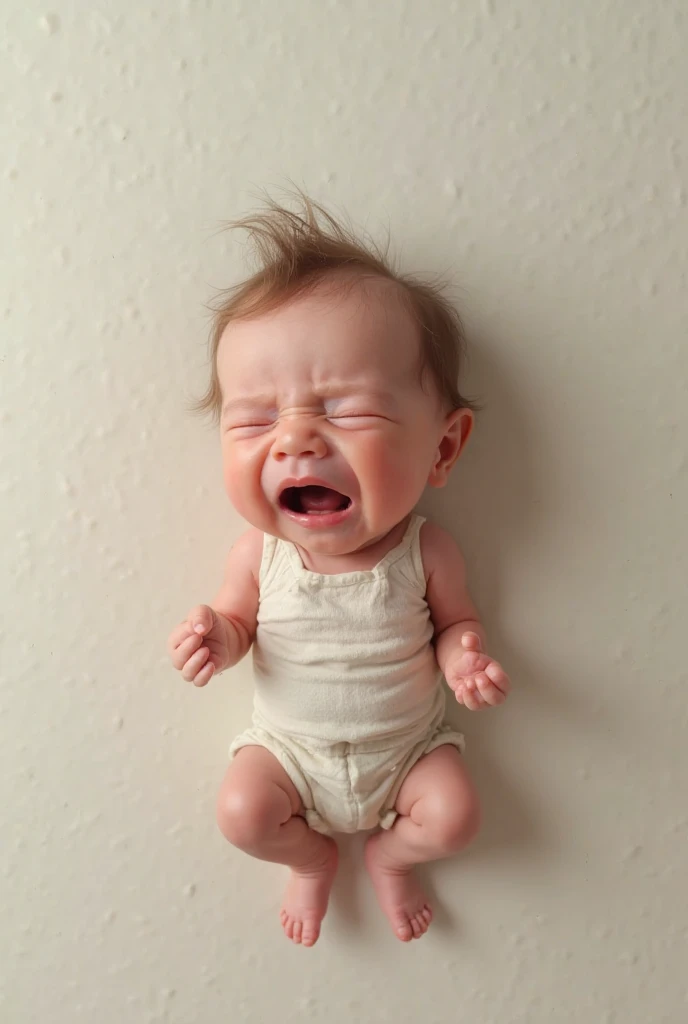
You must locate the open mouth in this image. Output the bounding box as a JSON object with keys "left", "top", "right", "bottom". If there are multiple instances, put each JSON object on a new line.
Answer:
{"left": 279, "top": 485, "right": 352, "bottom": 516}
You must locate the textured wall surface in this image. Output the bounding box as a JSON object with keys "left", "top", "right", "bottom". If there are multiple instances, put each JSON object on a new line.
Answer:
{"left": 2, "top": 1, "right": 687, "bottom": 1021}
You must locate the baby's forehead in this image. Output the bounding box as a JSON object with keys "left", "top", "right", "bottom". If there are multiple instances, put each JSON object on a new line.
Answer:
{"left": 220, "top": 272, "right": 420, "bottom": 364}
{"left": 217, "top": 275, "right": 443, "bottom": 411}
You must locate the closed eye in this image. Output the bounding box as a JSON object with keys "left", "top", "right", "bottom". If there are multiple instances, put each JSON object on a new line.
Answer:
{"left": 225, "top": 420, "right": 274, "bottom": 436}
{"left": 327, "top": 412, "right": 391, "bottom": 425}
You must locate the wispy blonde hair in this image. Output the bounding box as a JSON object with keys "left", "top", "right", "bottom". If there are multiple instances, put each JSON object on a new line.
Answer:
{"left": 195, "top": 192, "right": 476, "bottom": 420}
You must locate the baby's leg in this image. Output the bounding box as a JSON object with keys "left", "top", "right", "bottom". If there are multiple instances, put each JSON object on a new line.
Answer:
{"left": 365, "top": 745, "right": 480, "bottom": 942}
{"left": 216, "top": 746, "right": 337, "bottom": 947}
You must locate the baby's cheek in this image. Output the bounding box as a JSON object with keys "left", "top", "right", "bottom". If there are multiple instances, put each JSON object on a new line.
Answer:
{"left": 223, "top": 449, "right": 260, "bottom": 510}
{"left": 376, "top": 442, "right": 432, "bottom": 509}
{"left": 361, "top": 443, "right": 412, "bottom": 508}
{"left": 224, "top": 465, "right": 241, "bottom": 507}
{"left": 383, "top": 461, "right": 417, "bottom": 507}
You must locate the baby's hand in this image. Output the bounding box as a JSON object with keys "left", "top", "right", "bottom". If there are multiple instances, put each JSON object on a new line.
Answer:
{"left": 445, "top": 632, "right": 510, "bottom": 711}
{"left": 167, "top": 605, "right": 232, "bottom": 687}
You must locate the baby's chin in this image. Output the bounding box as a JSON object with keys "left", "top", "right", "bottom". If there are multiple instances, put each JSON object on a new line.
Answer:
{"left": 272, "top": 509, "right": 386, "bottom": 558}
{"left": 276, "top": 521, "right": 366, "bottom": 557}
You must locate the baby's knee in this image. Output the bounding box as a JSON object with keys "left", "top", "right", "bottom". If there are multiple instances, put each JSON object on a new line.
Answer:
{"left": 428, "top": 790, "right": 481, "bottom": 855}
{"left": 216, "top": 786, "right": 282, "bottom": 851}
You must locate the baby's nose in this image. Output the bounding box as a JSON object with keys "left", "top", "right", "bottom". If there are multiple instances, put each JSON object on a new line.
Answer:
{"left": 273, "top": 419, "right": 327, "bottom": 460}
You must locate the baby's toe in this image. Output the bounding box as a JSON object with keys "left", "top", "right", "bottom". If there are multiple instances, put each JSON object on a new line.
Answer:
{"left": 301, "top": 920, "right": 320, "bottom": 947}
{"left": 393, "top": 915, "right": 413, "bottom": 942}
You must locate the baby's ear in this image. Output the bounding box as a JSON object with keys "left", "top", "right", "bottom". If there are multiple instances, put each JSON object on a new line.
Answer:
{"left": 428, "top": 408, "right": 473, "bottom": 488}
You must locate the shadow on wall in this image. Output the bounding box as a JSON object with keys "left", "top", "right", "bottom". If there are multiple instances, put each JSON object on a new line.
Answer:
{"left": 418, "top": 328, "right": 596, "bottom": 868}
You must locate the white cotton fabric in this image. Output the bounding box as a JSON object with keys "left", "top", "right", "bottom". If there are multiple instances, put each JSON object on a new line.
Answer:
{"left": 229, "top": 515, "right": 464, "bottom": 834}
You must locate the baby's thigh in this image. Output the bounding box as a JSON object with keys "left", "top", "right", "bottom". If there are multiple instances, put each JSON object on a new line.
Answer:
{"left": 216, "top": 746, "right": 304, "bottom": 842}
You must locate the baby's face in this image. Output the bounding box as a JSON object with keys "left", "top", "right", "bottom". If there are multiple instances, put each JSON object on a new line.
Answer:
{"left": 217, "top": 276, "right": 463, "bottom": 556}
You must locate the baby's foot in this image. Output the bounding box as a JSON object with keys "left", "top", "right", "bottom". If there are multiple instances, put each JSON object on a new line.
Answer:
{"left": 280, "top": 840, "right": 338, "bottom": 947}
{"left": 365, "top": 834, "right": 433, "bottom": 942}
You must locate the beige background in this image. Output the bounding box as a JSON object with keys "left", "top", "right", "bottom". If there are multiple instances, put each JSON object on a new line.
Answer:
{"left": 2, "top": 1, "right": 687, "bottom": 1021}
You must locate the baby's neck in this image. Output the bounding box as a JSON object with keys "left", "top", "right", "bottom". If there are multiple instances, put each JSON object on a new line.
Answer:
{"left": 293, "top": 516, "right": 412, "bottom": 575}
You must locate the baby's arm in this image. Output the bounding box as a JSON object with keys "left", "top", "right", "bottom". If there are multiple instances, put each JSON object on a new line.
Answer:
{"left": 167, "top": 528, "right": 263, "bottom": 687}
{"left": 421, "top": 522, "right": 510, "bottom": 710}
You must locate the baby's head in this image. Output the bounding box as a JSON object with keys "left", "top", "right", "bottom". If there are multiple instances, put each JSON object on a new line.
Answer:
{"left": 197, "top": 195, "right": 476, "bottom": 556}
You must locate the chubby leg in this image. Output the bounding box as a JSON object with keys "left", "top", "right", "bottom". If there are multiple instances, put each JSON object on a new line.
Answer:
{"left": 216, "top": 746, "right": 337, "bottom": 947}
{"left": 365, "top": 745, "right": 480, "bottom": 942}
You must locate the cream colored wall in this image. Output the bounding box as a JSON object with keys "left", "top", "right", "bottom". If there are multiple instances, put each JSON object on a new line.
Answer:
{"left": 2, "top": 1, "right": 687, "bottom": 1021}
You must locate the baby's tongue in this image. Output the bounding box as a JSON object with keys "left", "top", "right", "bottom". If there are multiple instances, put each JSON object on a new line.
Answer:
{"left": 299, "top": 486, "right": 344, "bottom": 513}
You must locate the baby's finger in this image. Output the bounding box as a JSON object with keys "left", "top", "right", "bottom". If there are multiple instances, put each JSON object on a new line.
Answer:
{"left": 475, "top": 671, "right": 506, "bottom": 706}
{"left": 188, "top": 604, "right": 216, "bottom": 637}
{"left": 462, "top": 680, "right": 487, "bottom": 711}
{"left": 463, "top": 690, "right": 486, "bottom": 711}
{"left": 192, "top": 661, "right": 215, "bottom": 688}
{"left": 182, "top": 646, "right": 210, "bottom": 682}
{"left": 167, "top": 621, "right": 195, "bottom": 653}
{"left": 171, "top": 632, "right": 204, "bottom": 670}
{"left": 485, "top": 662, "right": 510, "bottom": 694}
{"left": 461, "top": 632, "right": 482, "bottom": 652}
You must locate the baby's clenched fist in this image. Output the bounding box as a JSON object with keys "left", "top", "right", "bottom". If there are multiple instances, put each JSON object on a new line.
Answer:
{"left": 167, "top": 604, "right": 232, "bottom": 687}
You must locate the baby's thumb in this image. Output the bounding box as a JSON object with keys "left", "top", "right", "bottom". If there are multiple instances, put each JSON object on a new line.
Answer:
{"left": 461, "top": 631, "right": 482, "bottom": 651}
{"left": 190, "top": 605, "right": 215, "bottom": 636}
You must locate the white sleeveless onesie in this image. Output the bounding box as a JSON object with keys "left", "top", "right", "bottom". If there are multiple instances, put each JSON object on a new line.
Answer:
{"left": 229, "top": 515, "right": 465, "bottom": 835}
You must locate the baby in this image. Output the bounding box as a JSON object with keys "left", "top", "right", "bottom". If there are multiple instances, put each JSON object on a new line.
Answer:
{"left": 168, "top": 197, "right": 511, "bottom": 946}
